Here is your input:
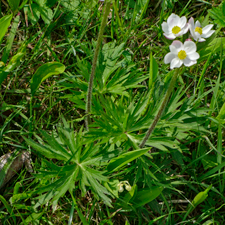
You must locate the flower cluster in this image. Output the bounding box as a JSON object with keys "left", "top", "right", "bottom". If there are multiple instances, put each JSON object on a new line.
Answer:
{"left": 162, "top": 13, "right": 215, "bottom": 69}
{"left": 117, "top": 181, "right": 132, "bottom": 193}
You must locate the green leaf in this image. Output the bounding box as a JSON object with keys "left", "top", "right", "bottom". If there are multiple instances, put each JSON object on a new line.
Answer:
{"left": 0, "top": 195, "right": 16, "bottom": 223}
{"left": 30, "top": 62, "right": 65, "bottom": 96}
{"left": 0, "top": 14, "right": 13, "bottom": 44}
{"left": 208, "top": 1, "right": 225, "bottom": 28}
{"left": 2, "top": 13, "right": 20, "bottom": 63}
{"left": 26, "top": 3, "right": 41, "bottom": 25}
{"left": 40, "top": 6, "right": 53, "bottom": 24}
{"left": 149, "top": 52, "right": 158, "bottom": 89}
{"left": 132, "top": 186, "right": 163, "bottom": 207}
{"left": 192, "top": 184, "right": 212, "bottom": 208}
{"left": 7, "top": 0, "right": 20, "bottom": 13}
{"left": 104, "top": 179, "right": 120, "bottom": 198}
{"left": 107, "top": 148, "right": 149, "bottom": 173}
{"left": 217, "top": 102, "right": 225, "bottom": 122}
{"left": 22, "top": 212, "right": 44, "bottom": 224}
{"left": 23, "top": 137, "right": 70, "bottom": 161}
{"left": 123, "top": 184, "right": 137, "bottom": 203}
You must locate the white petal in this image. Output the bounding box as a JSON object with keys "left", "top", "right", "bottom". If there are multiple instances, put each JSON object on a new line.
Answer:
{"left": 163, "top": 32, "right": 176, "bottom": 40}
{"left": 189, "top": 27, "right": 196, "bottom": 39}
{"left": 184, "top": 41, "right": 196, "bottom": 54}
{"left": 198, "top": 37, "right": 206, "bottom": 42}
{"left": 201, "top": 30, "right": 215, "bottom": 38}
{"left": 182, "top": 23, "right": 189, "bottom": 34}
{"left": 170, "top": 57, "right": 183, "bottom": 69}
{"left": 187, "top": 52, "right": 200, "bottom": 60}
{"left": 164, "top": 52, "right": 176, "bottom": 64}
{"left": 168, "top": 14, "right": 180, "bottom": 28}
{"left": 195, "top": 20, "right": 201, "bottom": 28}
{"left": 167, "top": 13, "right": 179, "bottom": 25}
{"left": 183, "top": 57, "right": 196, "bottom": 67}
{"left": 193, "top": 32, "right": 202, "bottom": 41}
{"left": 170, "top": 45, "right": 178, "bottom": 54}
{"left": 162, "top": 22, "right": 170, "bottom": 33}
{"left": 167, "top": 13, "right": 177, "bottom": 24}
{"left": 178, "top": 16, "right": 187, "bottom": 28}
{"left": 171, "top": 40, "right": 183, "bottom": 51}
{"left": 178, "top": 24, "right": 189, "bottom": 36}
{"left": 188, "top": 17, "right": 195, "bottom": 29}
{"left": 202, "top": 24, "right": 214, "bottom": 34}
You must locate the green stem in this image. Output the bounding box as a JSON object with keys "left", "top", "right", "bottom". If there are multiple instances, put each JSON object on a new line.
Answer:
{"left": 29, "top": 96, "right": 33, "bottom": 137}
{"left": 85, "top": 1, "right": 112, "bottom": 131}
{"left": 139, "top": 68, "right": 180, "bottom": 148}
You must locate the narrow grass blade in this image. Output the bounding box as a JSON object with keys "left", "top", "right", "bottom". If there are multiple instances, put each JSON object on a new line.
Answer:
{"left": 0, "top": 195, "right": 16, "bottom": 224}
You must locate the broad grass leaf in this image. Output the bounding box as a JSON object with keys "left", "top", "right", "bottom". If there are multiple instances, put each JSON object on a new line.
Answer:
{"left": 7, "top": 0, "right": 20, "bottom": 13}
{"left": 107, "top": 148, "right": 149, "bottom": 173}
{"left": 2, "top": 13, "right": 20, "bottom": 63}
{"left": 23, "top": 212, "right": 44, "bottom": 224}
{"left": 0, "top": 14, "right": 13, "bottom": 44}
{"left": 199, "top": 37, "right": 225, "bottom": 62}
{"left": 0, "top": 51, "right": 26, "bottom": 85}
{"left": 192, "top": 185, "right": 212, "bottom": 208}
{"left": 30, "top": 62, "right": 65, "bottom": 96}
{"left": 40, "top": 6, "right": 53, "bottom": 24}
{"left": 217, "top": 102, "right": 225, "bottom": 122}
{"left": 199, "top": 161, "right": 225, "bottom": 181}
{"left": 132, "top": 186, "right": 163, "bottom": 207}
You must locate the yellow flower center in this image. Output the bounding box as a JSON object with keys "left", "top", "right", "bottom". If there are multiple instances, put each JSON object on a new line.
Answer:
{"left": 178, "top": 50, "right": 187, "bottom": 60}
{"left": 195, "top": 27, "right": 202, "bottom": 35}
{"left": 172, "top": 26, "right": 181, "bottom": 34}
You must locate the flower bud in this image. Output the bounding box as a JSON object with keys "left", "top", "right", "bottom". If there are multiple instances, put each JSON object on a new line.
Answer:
{"left": 125, "top": 185, "right": 132, "bottom": 192}
{"left": 118, "top": 184, "right": 124, "bottom": 192}
{"left": 118, "top": 183, "right": 124, "bottom": 192}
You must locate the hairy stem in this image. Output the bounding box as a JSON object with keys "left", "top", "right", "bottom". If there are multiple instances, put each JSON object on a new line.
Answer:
{"left": 139, "top": 68, "right": 180, "bottom": 148}
{"left": 85, "top": 1, "right": 112, "bottom": 131}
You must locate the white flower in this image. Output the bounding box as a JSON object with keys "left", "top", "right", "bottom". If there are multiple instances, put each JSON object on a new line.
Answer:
{"left": 162, "top": 13, "right": 189, "bottom": 40}
{"left": 188, "top": 17, "right": 215, "bottom": 42}
{"left": 118, "top": 183, "right": 124, "bottom": 192}
{"left": 125, "top": 185, "right": 132, "bottom": 192}
{"left": 164, "top": 40, "right": 200, "bottom": 69}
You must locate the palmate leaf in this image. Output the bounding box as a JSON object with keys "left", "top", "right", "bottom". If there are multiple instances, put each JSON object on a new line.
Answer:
{"left": 59, "top": 41, "right": 147, "bottom": 106}
{"left": 24, "top": 120, "right": 112, "bottom": 207}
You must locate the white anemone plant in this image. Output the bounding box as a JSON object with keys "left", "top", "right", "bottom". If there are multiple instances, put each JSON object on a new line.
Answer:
{"left": 164, "top": 40, "right": 200, "bottom": 69}
{"left": 188, "top": 17, "right": 215, "bottom": 42}
{"left": 162, "top": 13, "right": 189, "bottom": 39}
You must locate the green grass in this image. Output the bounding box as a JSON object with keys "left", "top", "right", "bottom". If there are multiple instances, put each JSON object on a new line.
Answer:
{"left": 0, "top": 0, "right": 225, "bottom": 224}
